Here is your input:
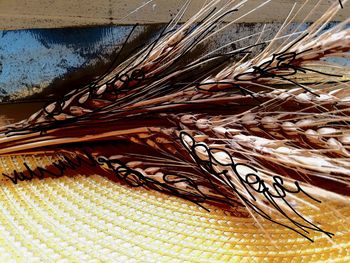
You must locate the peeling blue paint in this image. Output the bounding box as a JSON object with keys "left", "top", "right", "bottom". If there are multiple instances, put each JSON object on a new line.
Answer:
{"left": 0, "top": 26, "right": 141, "bottom": 102}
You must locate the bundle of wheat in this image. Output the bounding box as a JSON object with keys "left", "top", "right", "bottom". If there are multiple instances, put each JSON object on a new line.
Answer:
{"left": 0, "top": 0, "right": 349, "bottom": 244}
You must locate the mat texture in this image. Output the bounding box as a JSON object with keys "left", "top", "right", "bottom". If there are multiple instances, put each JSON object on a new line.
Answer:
{"left": 0, "top": 153, "right": 349, "bottom": 262}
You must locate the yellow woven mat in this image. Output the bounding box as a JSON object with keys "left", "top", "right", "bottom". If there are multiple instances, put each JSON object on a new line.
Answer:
{"left": 0, "top": 154, "right": 349, "bottom": 262}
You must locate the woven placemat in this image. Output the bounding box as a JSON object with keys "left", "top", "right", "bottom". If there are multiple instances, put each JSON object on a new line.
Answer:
{"left": 0, "top": 153, "right": 349, "bottom": 262}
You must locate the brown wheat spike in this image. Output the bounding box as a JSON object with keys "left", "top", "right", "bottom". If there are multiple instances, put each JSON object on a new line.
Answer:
{"left": 0, "top": 0, "right": 350, "bottom": 241}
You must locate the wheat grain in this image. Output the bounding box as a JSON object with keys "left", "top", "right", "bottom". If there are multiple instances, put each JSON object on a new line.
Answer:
{"left": 0, "top": 0, "right": 349, "bottom": 241}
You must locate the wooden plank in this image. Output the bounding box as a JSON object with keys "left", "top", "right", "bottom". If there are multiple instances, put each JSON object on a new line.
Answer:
{"left": 0, "top": 0, "right": 348, "bottom": 30}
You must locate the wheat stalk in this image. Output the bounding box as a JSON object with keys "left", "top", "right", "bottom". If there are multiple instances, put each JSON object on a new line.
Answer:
{"left": 196, "top": 1, "right": 350, "bottom": 94}
{"left": 0, "top": 0, "right": 349, "bottom": 241}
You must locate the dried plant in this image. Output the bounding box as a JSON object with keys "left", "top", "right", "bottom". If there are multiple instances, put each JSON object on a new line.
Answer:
{"left": 0, "top": 0, "right": 349, "bottom": 242}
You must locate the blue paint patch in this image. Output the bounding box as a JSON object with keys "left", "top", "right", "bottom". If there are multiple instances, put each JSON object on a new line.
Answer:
{"left": 0, "top": 26, "right": 139, "bottom": 102}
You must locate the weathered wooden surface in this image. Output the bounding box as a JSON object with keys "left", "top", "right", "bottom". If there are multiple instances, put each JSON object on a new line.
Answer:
{"left": 0, "top": 0, "right": 348, "bottom": 30}
{"left": 0, "top": 26, "right": 148, "bottom": 103}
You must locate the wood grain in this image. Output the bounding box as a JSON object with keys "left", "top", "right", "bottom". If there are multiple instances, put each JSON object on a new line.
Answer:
{"left": 0, "top": 0, "right": 348, "bottom": 30}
